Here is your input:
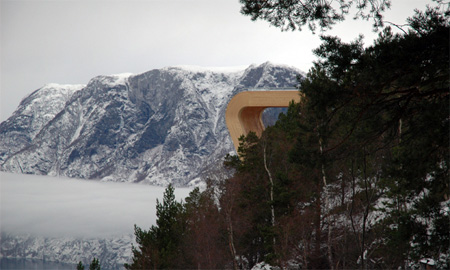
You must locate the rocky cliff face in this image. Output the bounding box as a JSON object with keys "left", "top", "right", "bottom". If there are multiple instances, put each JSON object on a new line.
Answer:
{"left": 0, "top": 233, "right": 133, "bottom": 269}
{"left": 0, "top": 84, "right": 85, "bottom": 164}
{"left": 0, "top": 62, "right": 302, "bottom": 186}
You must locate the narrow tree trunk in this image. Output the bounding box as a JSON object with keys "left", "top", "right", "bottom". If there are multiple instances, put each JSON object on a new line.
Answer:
{"left": 314, "top": 190, "right": 321, "bottom": 257}
{"left": 263, "top": 142, "right": 276, "bottom": 247}
{"left": 349, "top": 159, "right": 362, "bottom": 269}
{"left": 361, "top": 147, "right": 376, "bottom": 270}
{"left": 361, "top": 151, "right": 368, "bottom": 270}
{"left": 303, "top": 238, "right": 309, "bottom": 269}
{"left": 319, "top": 137, "right": 333, "bottom": 270}
{"left": 226, "top": 212, "right": 238, "bottom": 270}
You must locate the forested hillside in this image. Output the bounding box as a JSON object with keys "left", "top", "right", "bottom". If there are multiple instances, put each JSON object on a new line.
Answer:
{"left": 125, "top": 7, "right": 449, "bottom": 269}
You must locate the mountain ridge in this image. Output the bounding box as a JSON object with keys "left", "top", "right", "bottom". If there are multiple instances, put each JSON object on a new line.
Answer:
{"left": 0, "top": 62, "right": 303, "bottom": 186}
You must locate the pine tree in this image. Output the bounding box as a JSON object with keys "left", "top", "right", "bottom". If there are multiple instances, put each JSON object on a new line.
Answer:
{"left": 225, "top": 5, "right": 449, "bottom": 268}
{"left": 240, "top": 0, "right": 392, "bottom": 32}
{"left": 76, "top": 261, "right": 84, "bottom": 270}
{"left": 290, "top": 6, "right": 449, "bottom": 268}
{"left": 122, "top": 6, "right": 449, "bottom": 269}
{"left": 125, "top": 184, "right": 185, "bottom": 269}
{"left": 182, "top": 185, "right": 228, "bottom": 269}
{"left": 89, "top": 258, "right": 100, "bottom": 270}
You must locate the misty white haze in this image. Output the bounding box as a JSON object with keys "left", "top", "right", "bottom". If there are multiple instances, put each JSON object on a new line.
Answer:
{"left": 0, "top": 172, "right": 192, "bottom": 238}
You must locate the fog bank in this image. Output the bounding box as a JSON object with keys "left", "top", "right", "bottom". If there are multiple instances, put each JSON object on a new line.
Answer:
{"left": 0, "top": 172, "right": 192, "bottom": 238}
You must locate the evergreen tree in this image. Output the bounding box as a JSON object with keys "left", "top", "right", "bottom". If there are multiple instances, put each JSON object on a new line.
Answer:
{"left": 240, "top": 0, "right": 392, "bottom": 32}
{"left": 76, "top": 261, "right": 84, "bottom": 270}
{"left": 89, "top": 258, "right": 100, "bottom": 270}
{"left": 125, "top": 184, "right": 185, "bottom": 269}
{"left": 182, "top": 185, "right": 228, "bottom": 269}
{"left": 122, "top": 6, "right": 448, "bottom": 269}
{"left": 222, "top": 5, "right": 449, "bottom": 268}
{"left": 291, "top": 6, "right": 449, "bottom": 268}
{"left": 240, "top": 0, "right": 448, "bottom": 32}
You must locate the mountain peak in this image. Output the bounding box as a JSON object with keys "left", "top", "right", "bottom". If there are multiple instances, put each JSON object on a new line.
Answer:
{"left": 251, "top": 61, "right": 301, "bottom": 72}
{"left": 164, "top": 64, "right": 249, "bottom": 74}
{"left": 85, "top": 73, "right": 134, "bottom": 88}
{"left": 0, "top": 64, "right": 304, "bottom": 185}
{"left": 42, "top": 83, "right": 86, "bottom": 90}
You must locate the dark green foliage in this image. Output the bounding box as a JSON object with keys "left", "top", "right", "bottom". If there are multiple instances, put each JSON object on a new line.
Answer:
{"left": 125, "top": 6, "right": 448, "bottom": 269}
{"left": 182, "top": 185, "right": 229, "bottom": 268}
{"left": 125, "top": 184, "right": 229, "bottom": 269}
{"left": 296, "top": 6, "right": 448, "bottom": 268}
{"left": 224, "top": 6, "right": 449, "bottom": 268}
{"left": 240, "top": 0, "right": 392, "bottom": 32}
{"left": 154, "top": 185, "right": 184, "bottom": 267}
{"left": 125, "top": 184, "right": 184, "bottom": 269}
{"left": 89, "top": 258, "right": 100, "bottom": 270}
{"left": 76, "top": 261, "right": 84, "bottom": 270}
{"left": 77, "top": 259, "right": 100, "bottom": 270}
{"left": 222, "top": 113, "right": 312, "bottom": 267}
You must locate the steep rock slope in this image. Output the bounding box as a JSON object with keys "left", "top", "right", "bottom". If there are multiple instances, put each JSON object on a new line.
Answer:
{"left": 0, "top": 233, "right": 133, "bottom": 269}
{"left": 0, "top": 84, "right": 85, "bottom": 164}
{"left": 0, "top": 63, "right": 302, "bottom": 186}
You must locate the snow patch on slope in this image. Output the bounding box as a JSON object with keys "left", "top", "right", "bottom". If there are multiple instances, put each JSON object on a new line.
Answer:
{"left": 171, "top": 64, "right": 248, "bottom": 73}
{"left": 0, "top": 63, "right": 303, "bottom": 186}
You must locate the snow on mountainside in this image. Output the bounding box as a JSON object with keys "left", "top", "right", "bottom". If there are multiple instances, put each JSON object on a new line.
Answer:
{"left": 0, "top": 233, "right": 133, "bottom": 269}
{"left": 0, "top": 84, "right": 85, "bottom": 164}
{"left": 0, "top": 62, "right": 303, "bottom": 186}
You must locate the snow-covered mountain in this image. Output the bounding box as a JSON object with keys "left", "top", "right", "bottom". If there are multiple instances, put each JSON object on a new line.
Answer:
{"left": 0, "top": 233, "right": 133, "bottom": 269}
{"left": 0, "top": 62, "right": 302, "bottom": 186}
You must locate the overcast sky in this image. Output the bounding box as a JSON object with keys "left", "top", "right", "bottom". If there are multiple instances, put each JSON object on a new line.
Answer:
{"left": 1, "top": 0, "right": 430, "bottom": 122}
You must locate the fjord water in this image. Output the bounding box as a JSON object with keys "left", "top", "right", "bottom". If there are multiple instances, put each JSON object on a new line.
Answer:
{"left": 0, "top": 258, "right": 76, "bottom": 270}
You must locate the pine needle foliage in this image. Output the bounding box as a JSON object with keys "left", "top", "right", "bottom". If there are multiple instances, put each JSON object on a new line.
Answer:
{"left": 125, "top": 6, "right": 449, "bottom": 269}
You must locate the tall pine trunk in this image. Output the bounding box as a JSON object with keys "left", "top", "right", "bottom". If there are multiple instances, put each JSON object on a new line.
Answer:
{"left": 319, "top": 136, "right": 333, "bottom": 269}
{"left": 226, "top": 212, "right": 238, "bottom": 270}
{"left": 263, "top": 142, "right": 276, "bottom": 247}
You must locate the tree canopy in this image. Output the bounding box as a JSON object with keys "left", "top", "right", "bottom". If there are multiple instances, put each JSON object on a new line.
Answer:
{"left": 125, "top": 6, "right": 449, "bottom": 269}
{"left": 240, "top": 0, "right": 448, "bottom": 32}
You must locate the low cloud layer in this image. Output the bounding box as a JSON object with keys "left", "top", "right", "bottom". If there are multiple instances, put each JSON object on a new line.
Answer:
{"left": 0, "top": 172, "right": 191, "bottom": 238}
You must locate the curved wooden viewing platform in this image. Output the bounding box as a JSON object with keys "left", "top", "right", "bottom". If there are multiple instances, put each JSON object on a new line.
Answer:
{"left": 225, "top": 90, "right": 301, "bottom": 152}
